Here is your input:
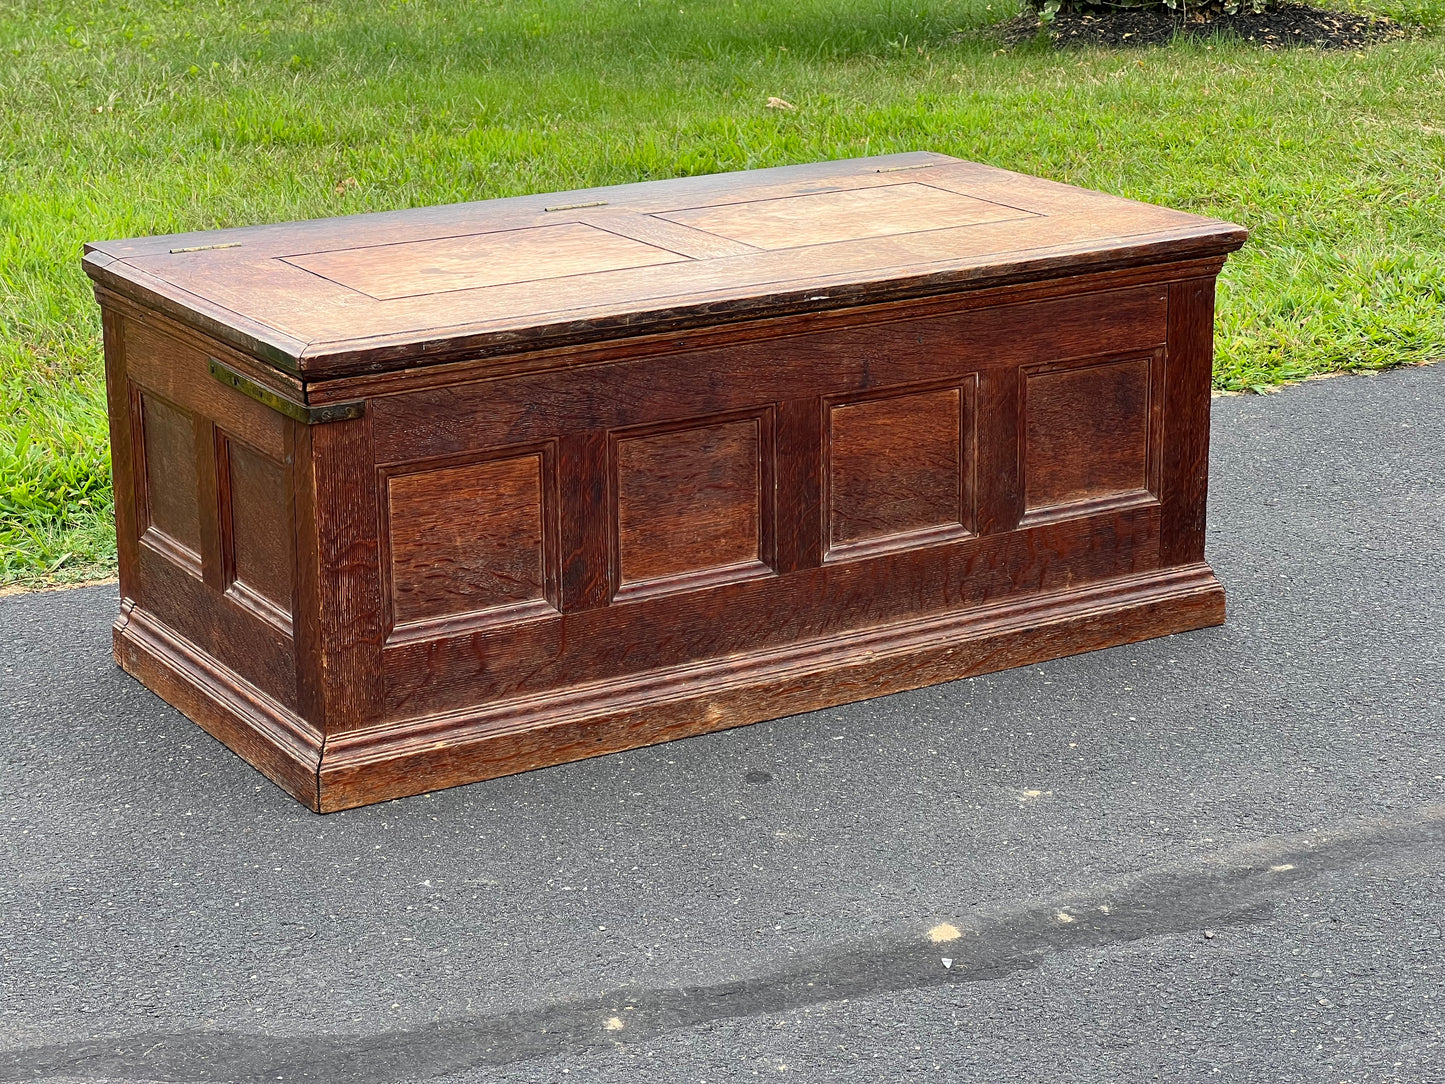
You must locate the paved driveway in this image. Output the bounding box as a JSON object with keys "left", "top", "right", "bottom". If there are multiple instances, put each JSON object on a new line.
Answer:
{"left": 2, "top": 364, "right": 1443, "bottom": 1083}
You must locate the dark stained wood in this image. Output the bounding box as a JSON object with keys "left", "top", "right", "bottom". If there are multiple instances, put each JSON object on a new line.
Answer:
{"left": 1160, "top": 277, "right": 1218, "bottom": 567}
{"left": 384, "top": 452, "right": 553, "bottom": 630}
{"left": 827, "top": 385, "right": 965, "bottom": 554}
{"left": 974, "top": 367, "right": 1022, "bottom": 537}
{"left": 366, "top": 285, "right": 1169, "bottom": 464}
{"left": 380, "top": 504, "right": 1163, "bottom": 720}
{"left": 1022, "top": 354, "right": 1152, "bottom": 514}
{"left": 122, "top": 318, "right": 287, "bottom": 461}
{"left": 195, "top": 418, "right": 225, "bottom": 592}
{"left": 100, "top": 305, "right": 144, "bottom": 616}
{"left": 557, "top": 432, "right": 611, "bottom": 612}
{"left": 319, "top": 564, "right": 1224, "bottom": 812}
{"left": 97, "top": 285, "right": 307, "bottom": 400}
{"left": 221, "top": 435, "right": 295, "bottom": 630}
{"left": 613, "top": 415, "right": 770, "bottom": 591}
{"left": 119, "top": 316, "right": 297, "bottom": 705}
{"left": 773, "top": 397, "right": 825, "bottom": 574}
{"left": 135, "top": 543, "right": 298, "bottom": 708}
{"left": 92, "top": 154, "right": 1245, "bottom": 810}
{"left": 297, "top": 258, "right": 1219, "bottom": 404}
{"left": 292, "top": 416, "right": 385, "bottom": 735}
{"left": 137, "top": 392, "right": 202, "bottom": 565}
{"left": 84, "top": 154, "right": 1246, "bottom": 378}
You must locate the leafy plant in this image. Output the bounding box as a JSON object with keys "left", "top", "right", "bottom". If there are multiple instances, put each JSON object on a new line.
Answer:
{"left": 1023, "top": 0, "right": 1268, "bottom": 19}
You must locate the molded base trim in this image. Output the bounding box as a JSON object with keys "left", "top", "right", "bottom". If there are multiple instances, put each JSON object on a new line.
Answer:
{"left": 114, "top": 603, "right": 323, "bottom": 809}
{"left": 114, "top": 565, "right": 1224, "bottom": 813}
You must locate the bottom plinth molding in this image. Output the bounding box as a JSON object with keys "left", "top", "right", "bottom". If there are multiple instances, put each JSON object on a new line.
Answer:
{"left": 114, "top": 563, "right": 1225, "bottom": 812}
{"left": 113, "top": 602, "right": 324, "bottom": 808}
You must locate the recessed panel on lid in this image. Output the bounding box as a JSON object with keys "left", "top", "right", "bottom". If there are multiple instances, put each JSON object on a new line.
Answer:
{"left": 653, "top": 182, "right": 1035, "bottom": 251}
{"left": 281, "top": 222, "right": 690, "bottom": 301}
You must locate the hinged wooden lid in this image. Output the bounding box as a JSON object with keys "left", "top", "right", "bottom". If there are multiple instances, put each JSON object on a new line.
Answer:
{"left": 84, "top": 152, "right": 1246, "bottom": 378}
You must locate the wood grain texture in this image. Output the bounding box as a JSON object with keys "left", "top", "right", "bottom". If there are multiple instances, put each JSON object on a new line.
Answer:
{"left": 93, "top": 158, "right": 1243, "bottom": 811}
{"left": 195, "top": 417, "right": 225, "bottom": 592}
{"left": 1022, "top": 355, "right": 1152, "bottom": 513}
{"left": 367, "top": 285, "right": 1168, "bottom": 464}
{"left": 973, "top": 367, "right": 1022, "bottom": 536}
{"left": 613, "top": 416, "right": 770, "bottom": 591}
{"left": 135, "top": 543, "right": 298, "bottom": 708}
{"left": 122, "top": 317, "right": 287, "bottom": 461}
{"left": 827, "top": 385, "right": 965, "bottom": 553}
{"left": 292, "top": 415, "right": 385, "bottom": 734}
{"left": 220, "top": 435, "right": 294, "bottom": 630}
{"left": 1160, "top": 278, "right": 1217, "bottom": 567}
{"left": 99, "top": 289, "right": 306, "bottom": 397}
{"left": 379, "top": 504, "right": 1162, "bottom": 720}
{"left": 773, "top": 397, "right": 825, "bottom": 574}
{"left": 654, "top": 182, "right": 1035, "bottom": 250}
{"left": 83, "top": 154, "right": 1246, "bottom": 377}
{"left": 558, "top": 431, "right": 610, "bottom": 612}
{"left": 101, "top": 305, "right": 143, "bottom": 616}
{"left": 109, "top": 315, "right": 302, "bottom": 709}
{"left": 298, "top": 258, "right": 1219, "bottom": 400}
{"left": 318, "top": 564, "right": 1225, "bottom": 811}
{"left": 143, "top": 211, "right": 1204, "bottom": 369}
{"left": 583, "top": 212, "right": 759, "bottom": 260}
{"left": 385, "top": 453, "right": 553, "bottom": 629}
{"left": 137, "top": 392, "right": 202, "bottom": 564}
{"left": 285, "top": 222, "right": 688, "bottom": 300}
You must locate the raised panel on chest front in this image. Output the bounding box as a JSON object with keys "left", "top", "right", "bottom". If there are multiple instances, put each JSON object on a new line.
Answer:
{"left": 382, "top": 450, "right": 558, "bottom": 639}
{"left": 220, "top": 435, "right": 294, "bottom": 632}
{"left": 825, "top": 383, "right": 974, "bottom": 558}
{"left": 613, "top": 414, "right": 773, "bottom": 597}
{"left": 1020, "top": 351, "right": 1164, "bottom": 525}
{"left": 369, "top": 283, "right": 1173, "bottom": 722}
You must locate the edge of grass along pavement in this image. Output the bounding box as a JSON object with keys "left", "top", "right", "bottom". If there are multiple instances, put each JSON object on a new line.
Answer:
{"left": 2, "top": 0, "right": 1443, "bottom": 589}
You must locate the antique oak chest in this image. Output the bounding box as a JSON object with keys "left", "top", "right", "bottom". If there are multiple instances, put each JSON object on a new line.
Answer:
{"left": 85, "top": 152, "right": 1247, "bottom": 811}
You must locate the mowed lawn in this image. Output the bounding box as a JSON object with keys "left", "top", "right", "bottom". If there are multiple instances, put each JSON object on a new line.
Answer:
{"left": 2, "top": 0, "right": 1443, "bottom": 586}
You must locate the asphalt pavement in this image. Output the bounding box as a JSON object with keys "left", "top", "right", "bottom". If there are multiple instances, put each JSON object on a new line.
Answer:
{"left": 2, "top": 363, "right": 1443, "bottom": 1083}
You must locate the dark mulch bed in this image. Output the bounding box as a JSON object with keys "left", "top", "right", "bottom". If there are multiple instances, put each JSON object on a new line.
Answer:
{"left": 999, "top": 2, "right": 1408, "bottom": 48}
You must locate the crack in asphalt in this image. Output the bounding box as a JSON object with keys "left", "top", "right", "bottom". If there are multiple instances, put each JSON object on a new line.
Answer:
{"left": 4, "top": 809, "right": 1442, "bottom": 1084}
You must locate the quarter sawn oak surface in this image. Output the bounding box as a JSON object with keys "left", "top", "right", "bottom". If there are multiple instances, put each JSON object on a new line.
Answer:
{"left": 88, "top": 153, "right": 1247, "bottom": 811}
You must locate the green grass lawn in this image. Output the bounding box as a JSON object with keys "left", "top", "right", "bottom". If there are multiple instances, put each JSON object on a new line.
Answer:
{"left": 3, "top": 0, "right": 1443, "bottom": 587}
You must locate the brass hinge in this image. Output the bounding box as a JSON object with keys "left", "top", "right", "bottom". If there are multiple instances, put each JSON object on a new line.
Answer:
{"left": 544, "top": 200, "right": 609, "bottom": 212}
{"left": 169, "top": 241, "right": 244, "bottom": 253}
{"left": 209, "top": 359, "right": 365, "bottom": 425}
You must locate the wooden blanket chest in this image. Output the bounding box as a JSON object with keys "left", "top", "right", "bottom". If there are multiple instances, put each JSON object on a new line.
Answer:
{"left": 85, "top": 152, "right": 1247, "bottom": 811}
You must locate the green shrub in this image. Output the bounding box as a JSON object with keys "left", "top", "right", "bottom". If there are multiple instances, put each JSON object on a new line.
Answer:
{"left": 1024, "top": 0, "right": 1268, "bottom": 22}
